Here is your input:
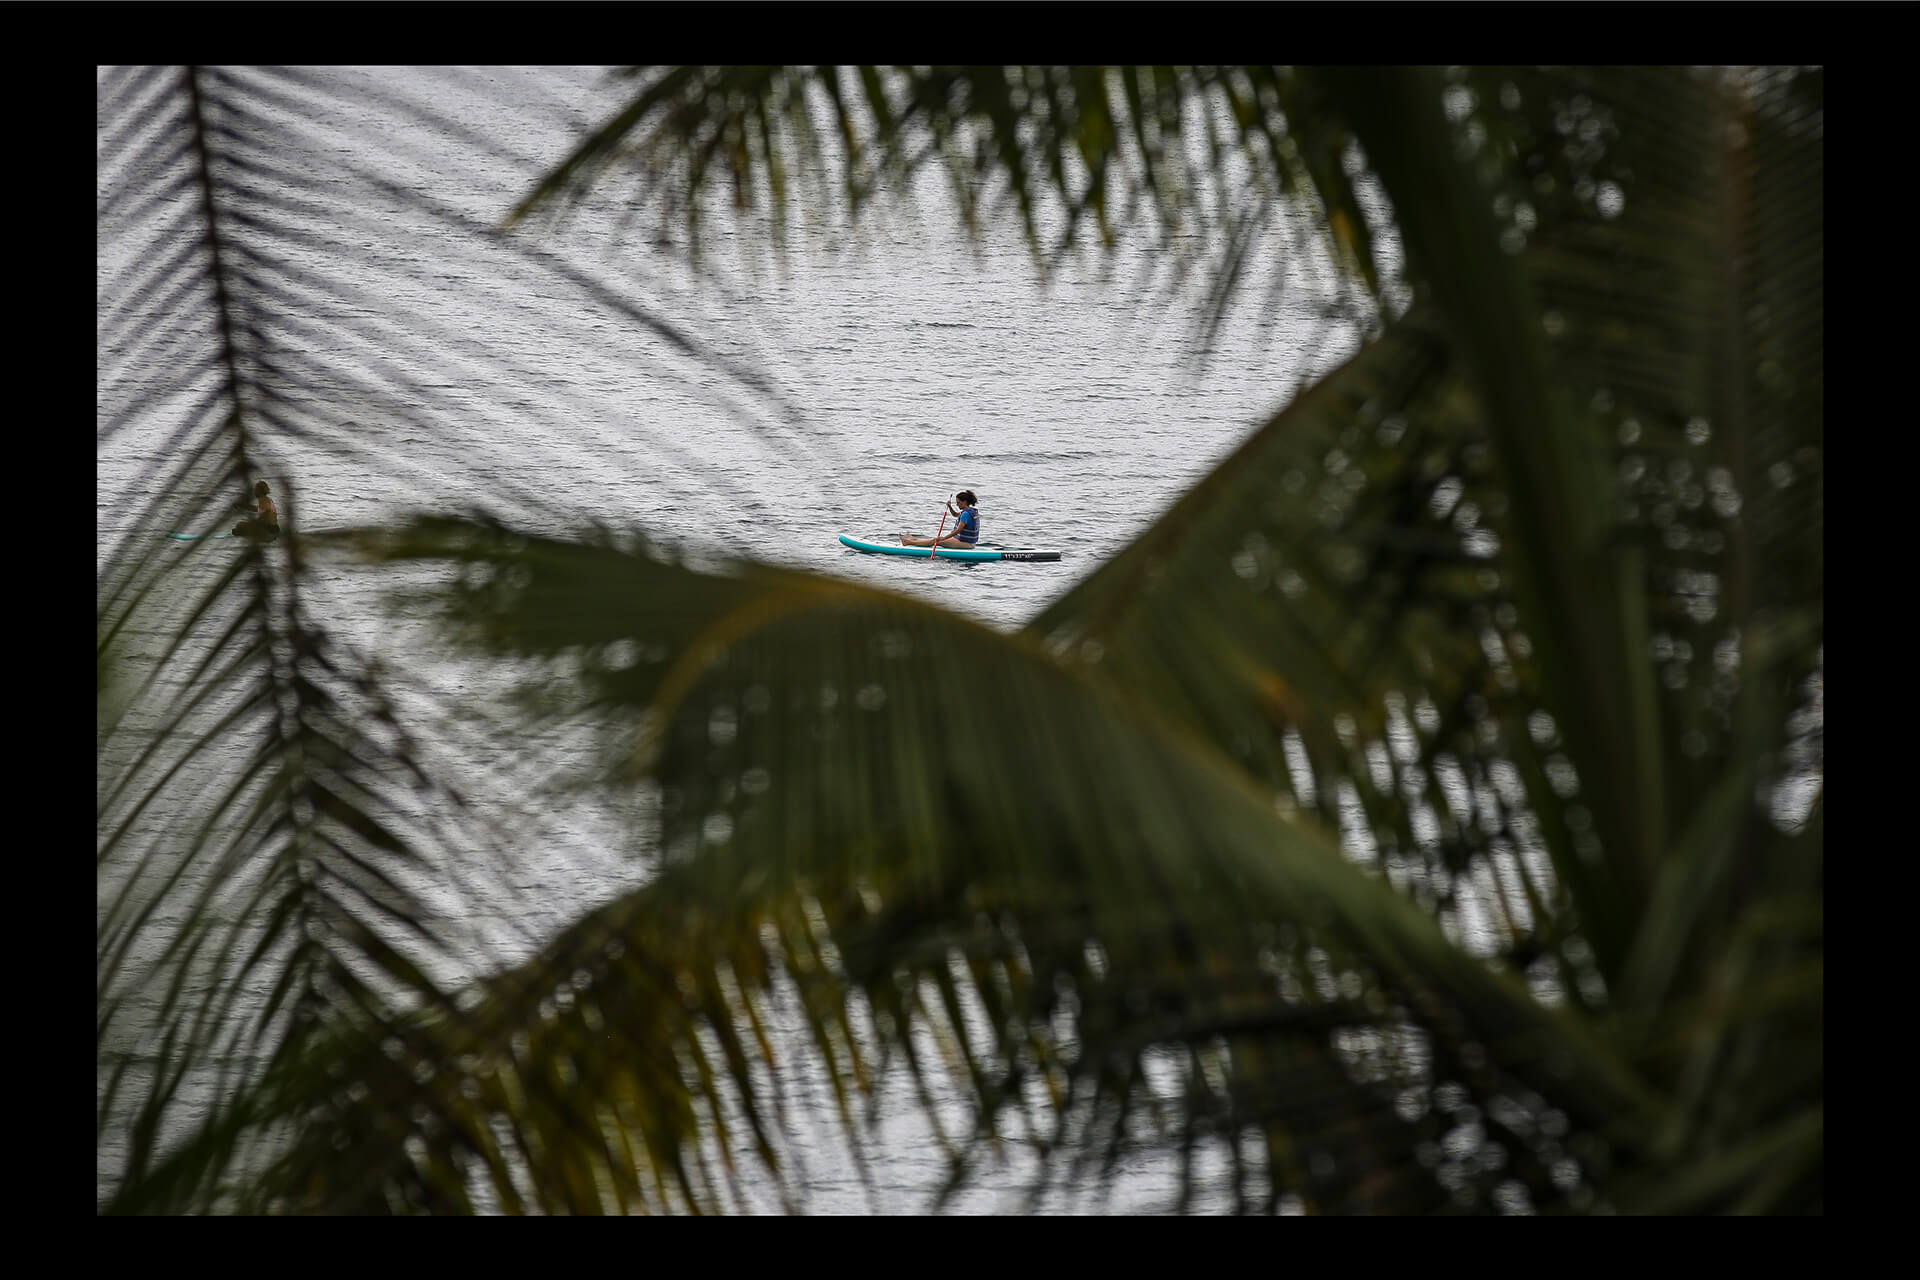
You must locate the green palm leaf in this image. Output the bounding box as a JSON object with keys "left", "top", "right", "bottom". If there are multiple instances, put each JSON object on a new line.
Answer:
{"left": 98, "top": 65, "right": 800, "bottom": 1213}
{"left": 511, "top": 67, "right": 1386, "bottom": 352}
{"left": 267, "top": 515, "right": 1656, "bottom": 1213}
{"left": 100, "top": 65, "right": 1820, "bottom": 1213}
{"left": 1033, "top": 65, "right": 1822, "bottom": 1210}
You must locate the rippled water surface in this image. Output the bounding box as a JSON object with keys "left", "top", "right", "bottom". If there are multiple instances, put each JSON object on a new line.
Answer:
{"left": 98, "top": 67, "right": 1370, "bottom": 1212}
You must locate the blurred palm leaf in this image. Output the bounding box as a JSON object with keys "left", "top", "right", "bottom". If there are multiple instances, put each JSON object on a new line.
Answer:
{"left": 97, "top": 65, "right": 799, "bottom": 1213}
{"left": 97, "top": 66, "right": 465, "bottom": 1213}
{"left": 265, "top": 514, "right": 1652, "bottom": 1213}
{"left": 100, "top": 66, "right": 1820, "bottom": 1214}
{"left": 1035, "top": 65, "right": 1822, "bottom": 1209}
{"left": 511, "top": 66, "right": 1387, "bottom": 354}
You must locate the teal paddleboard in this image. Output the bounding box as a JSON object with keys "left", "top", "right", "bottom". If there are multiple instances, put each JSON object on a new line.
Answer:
{"left": 838, "top": 534, "right": 1061, "bottom": 562}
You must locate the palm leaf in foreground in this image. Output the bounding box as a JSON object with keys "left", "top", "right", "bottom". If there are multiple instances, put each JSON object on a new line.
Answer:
{"left": 98, "top": 67, "right": 480, "bottom": 1213}
{"left": 511, "top": 66, "right": 1389, "bottom": 353}
{"left": 247, "top": 515, "right": 1657, "bottom": 1213}
{"left": 1030, "top": 65, "right": 1821, "bottom": 1211}
{"left": 98, "top": 65, "right": 802, "bottom": 1213}
{"left": 101, "top": 64, "right": 1820, "bottom": 1214}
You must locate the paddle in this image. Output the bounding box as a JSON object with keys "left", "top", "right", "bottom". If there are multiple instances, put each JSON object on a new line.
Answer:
{"left": 926, "top": 492, "right": 952, "bottom": 559}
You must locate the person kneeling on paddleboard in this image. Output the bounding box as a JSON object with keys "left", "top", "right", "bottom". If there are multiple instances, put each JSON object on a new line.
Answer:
{"left": 232, "top": 479, "right": 280, "bottom": 543}
{"left": 900, "top": 490, "right": 980, "bottom": 549}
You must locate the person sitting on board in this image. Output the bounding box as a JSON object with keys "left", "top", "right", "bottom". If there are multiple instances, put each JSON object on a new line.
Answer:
{"left": 231, "top": 479, "right": 280, "bottom": 543}
{"left": 900, "top": 490, "right": 980, "bottom": 549}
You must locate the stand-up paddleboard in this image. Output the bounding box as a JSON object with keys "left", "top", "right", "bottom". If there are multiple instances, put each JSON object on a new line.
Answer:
{"left": 165, "top": 532, "right": 238, "bottom": 540}
{"left": 839, "top": 534, "right": 1061, "bottom": 562}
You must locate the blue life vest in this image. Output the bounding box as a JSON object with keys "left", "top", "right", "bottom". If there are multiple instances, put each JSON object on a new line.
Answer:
{"left": 955, "top": 507, "right": 980, "bottom": 544}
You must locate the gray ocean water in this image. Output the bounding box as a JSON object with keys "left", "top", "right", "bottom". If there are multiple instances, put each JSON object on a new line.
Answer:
{"left": 98, "top": 67, "right": 1373, "bottom": 1213}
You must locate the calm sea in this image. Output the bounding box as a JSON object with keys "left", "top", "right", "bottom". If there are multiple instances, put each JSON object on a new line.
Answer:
{"left": 98, "top": 66, "right": 1368, "bottom": 1213}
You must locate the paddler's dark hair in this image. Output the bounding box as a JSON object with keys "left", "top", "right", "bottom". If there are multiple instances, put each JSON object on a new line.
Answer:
{"left": 955, "top": 490, "right": 977, "bottom": 506}
{"left": 254, "top": 479, "right": 271, "bottom": 497}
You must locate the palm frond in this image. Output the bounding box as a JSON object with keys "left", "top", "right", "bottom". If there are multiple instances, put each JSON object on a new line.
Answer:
{"left": 98, "top": 65, "right": 814, "bottom": 1212}
{"left": 100, "top": 65, "right": 1820, "bottom": 1214}
{"left": 510, "top": 67, "right": 1390, "bottom": 354}
{"left": 257, "top": 515, "right": 1659, "bottom": 1213}
{"left": 1028, "top": 65, "right": 1821, "bottom": 1210}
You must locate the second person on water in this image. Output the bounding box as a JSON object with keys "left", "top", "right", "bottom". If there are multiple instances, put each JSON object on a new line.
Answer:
{"left": 900, "top": 490, "right": 980, "bottom": 550}
{"left": 232, "top": 479, "right": 280, "bottom": 543}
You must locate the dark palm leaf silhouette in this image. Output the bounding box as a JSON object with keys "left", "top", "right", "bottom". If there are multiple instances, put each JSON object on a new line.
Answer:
{"left": 99, "top": 66, "right": 1820, "bottom": 1214}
